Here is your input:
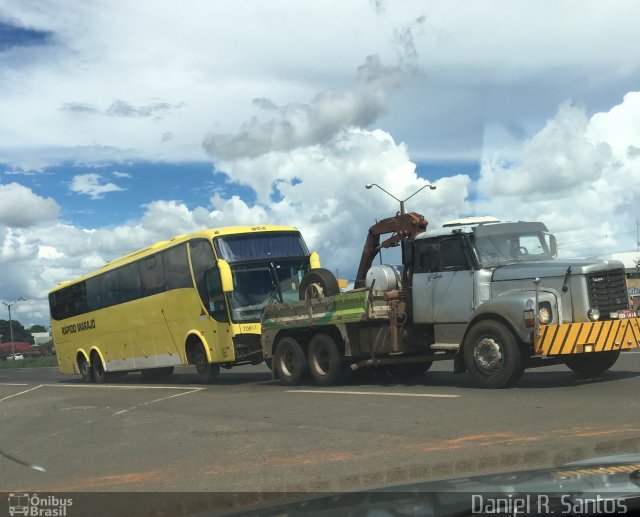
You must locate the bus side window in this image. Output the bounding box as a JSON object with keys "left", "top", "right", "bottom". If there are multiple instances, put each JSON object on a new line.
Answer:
{"left": 140, "top": 254, "right": 165, "bottom": 296}
{"left": 100, "top": 269, "right": 122, "bottom": 308}
{"left": 205, "top": 269, "right": 228, "bottom": 322}
{"left": 119, "top": 262, "right": 142, "bottom": 302}
{"left": 163, "top": 243, "right": 192, "bottom": 290}
{"left": 86, "top": 277, "right": 102, "bottom": 311}
{"left": 189, "top": 239, "right": 216, "bottom": 308}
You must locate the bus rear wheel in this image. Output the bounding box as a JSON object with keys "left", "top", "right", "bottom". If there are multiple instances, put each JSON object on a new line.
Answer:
{"left": 193, "top": 346, "right": 219, "bottom": 384}
{"left": 78, "top": 355, "right": 94, "bottom": 383}
{"left": 91, "top": 353, "right": 108, "bottom": 384}
{"left": 274, "top": 336, "right": 307, "bottom": 386}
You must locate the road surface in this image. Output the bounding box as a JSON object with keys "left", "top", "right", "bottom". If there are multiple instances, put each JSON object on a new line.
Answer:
{"left": 1, "top": 352, "right": 639, "bottom": 513}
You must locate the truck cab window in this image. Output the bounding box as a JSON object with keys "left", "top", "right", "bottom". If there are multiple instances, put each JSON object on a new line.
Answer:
{"left": 439, "top": 238, "right": 470, "bottom": 271}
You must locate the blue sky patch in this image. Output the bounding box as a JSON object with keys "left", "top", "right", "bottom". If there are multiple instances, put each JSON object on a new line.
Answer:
{"left": 0, "top": 161, "right": 257, "bottom": 228}
{"left": 0, "top": 21, "right": 53, "bottom": 51}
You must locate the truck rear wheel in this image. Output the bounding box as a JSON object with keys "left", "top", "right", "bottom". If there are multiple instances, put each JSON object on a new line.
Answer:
{"left": 274, "top": 337, "right": 307, "bottom": 386}
{"left": 299, "top": 268, "right": 340, "bottom": 300}
{"left": 308, "top": 333, "right": 345, "bottom": 386}
{"left": 463, "top": 320, "right": 524, "bottom": 388}
{"left": 565, "top": 350, "right": 620, "bottom": 375}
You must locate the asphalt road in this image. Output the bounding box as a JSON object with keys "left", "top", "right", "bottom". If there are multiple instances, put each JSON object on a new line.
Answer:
{"left": 1, "top": 352, "right": 639, "bottom": 501}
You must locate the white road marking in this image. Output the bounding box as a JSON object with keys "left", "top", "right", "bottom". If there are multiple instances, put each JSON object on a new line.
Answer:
{"left": 0, "top": 383, "right": 30, "bottom": 386}
{"left": 286, "top": 389, "right": 460, "bottom": 398}
{"left": 113, "top": 388, "right": 203, "bottom": 415}
{"left": 0, "top": 385, "right": 42, "bottom": 402}
{"left": 39, "top": 383, "right": 202, "bottom": 390}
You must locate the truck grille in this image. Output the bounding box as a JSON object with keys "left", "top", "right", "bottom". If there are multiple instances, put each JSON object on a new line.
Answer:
{"left": 586, "top": 269, "right": 628, "bottom": 316}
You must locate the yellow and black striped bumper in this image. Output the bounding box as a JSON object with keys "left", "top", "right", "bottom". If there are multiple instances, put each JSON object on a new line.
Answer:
{"left": 534, "top": 317, "right": 640, "bottom": 356}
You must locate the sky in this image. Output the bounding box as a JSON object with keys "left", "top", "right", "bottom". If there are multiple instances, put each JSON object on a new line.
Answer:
{"left": 1, "top": 0, "right": 640, "bottom": 326}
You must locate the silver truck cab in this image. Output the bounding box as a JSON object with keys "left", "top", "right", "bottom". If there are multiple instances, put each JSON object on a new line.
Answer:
{"left": 411, "top": 218, "right": 629, "bottom": 348}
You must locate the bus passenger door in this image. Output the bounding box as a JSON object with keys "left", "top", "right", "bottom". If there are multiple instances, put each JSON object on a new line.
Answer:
{"left": 190, "top": 239, "right": 234, "bottom": 363}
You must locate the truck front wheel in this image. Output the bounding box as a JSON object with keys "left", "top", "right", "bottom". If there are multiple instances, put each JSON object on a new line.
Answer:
{"left": 274, "top": 337, "right": 307, "bottom": 386}
{"left": 463, "top": 320, "right": 524, "bottom": 388}
{"left": 564, "top": 350, "right": 620, "bottom": 375}
{"left": 308, "top": 333, "right": 345, "bottom": 386}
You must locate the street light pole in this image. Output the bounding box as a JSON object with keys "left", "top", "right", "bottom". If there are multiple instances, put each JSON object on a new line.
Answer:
{"left": 365, "top": 182, "right": 436, "bottom": 215}
{"left": 2, "top": 298, "right": 26, "bottom": 360}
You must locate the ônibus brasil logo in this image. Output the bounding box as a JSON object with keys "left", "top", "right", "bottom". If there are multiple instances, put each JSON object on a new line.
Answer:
{"left": 7, "top": 493, "right": 72, "bottom": 516}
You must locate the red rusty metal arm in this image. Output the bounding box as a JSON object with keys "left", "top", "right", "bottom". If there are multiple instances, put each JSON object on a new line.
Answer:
{"left": 354, "top": 212, "right": 428, "bottom": 288}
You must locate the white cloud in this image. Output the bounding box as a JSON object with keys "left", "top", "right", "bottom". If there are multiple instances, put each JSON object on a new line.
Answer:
{"left": 475, "top": 93, "right": 640, "bottom": 256}
{"left": 0, "top": 183, "right": 60, "bottom": 227}
{"left": 204, "top": 55, "right": 403, "bottom": 159}
{"left": 1, "top": 1, "right": 640, "bottom": 169}
{"left": 69, "top": 173, "right": 125, "bottom": 199}
{"left": 209, "top": 127, "right": 470, "bottom": 274}
{"left": 37, "top": 245, "right": 64, "bottom": 260}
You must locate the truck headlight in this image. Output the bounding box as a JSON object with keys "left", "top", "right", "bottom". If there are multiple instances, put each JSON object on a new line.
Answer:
{"left": 539, "top": 307, "right": 551, "bottom": 325}
{"left": 587, "top": 308, "right": 600, "bottom": 321}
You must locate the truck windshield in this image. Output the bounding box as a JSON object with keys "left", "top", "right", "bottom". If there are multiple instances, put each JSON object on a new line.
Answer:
{"left": 472, "top": 222, "right": 554, "bottom": 267}
{"left": 227, "top": 259, "right": 309, "bottom": 322}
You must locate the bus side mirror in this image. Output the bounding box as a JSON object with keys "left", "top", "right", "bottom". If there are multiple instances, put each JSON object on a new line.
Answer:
{"left": 309, "top": 251, "right": 321, "bottom": 269}
{"left": 217, "top": 259, "right": 234, "bottom": 292}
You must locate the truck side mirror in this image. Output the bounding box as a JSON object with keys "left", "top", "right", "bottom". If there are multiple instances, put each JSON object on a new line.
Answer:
{"left": 217, "top": 259, "right": 234, "bottom": 292}
{"left": 548, "top": 234, "right": 558, "bottom": 258}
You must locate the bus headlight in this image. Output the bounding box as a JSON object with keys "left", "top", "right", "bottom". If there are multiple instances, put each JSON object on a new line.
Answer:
{"left": 587, "top": 308, "right": 600, "bottom": 321}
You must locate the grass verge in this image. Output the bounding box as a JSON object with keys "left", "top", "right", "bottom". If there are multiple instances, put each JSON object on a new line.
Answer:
{"left": 0, "top": 356, "right": 58, "bottom": 369}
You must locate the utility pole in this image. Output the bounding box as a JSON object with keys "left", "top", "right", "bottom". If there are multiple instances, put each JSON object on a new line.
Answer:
{"left": 1, "top": 298, "right": 26, "bottom": 360}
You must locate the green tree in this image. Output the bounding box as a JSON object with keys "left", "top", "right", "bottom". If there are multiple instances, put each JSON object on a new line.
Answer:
{"left": 0, "top": 319, "right": 34, "bottom": 345}
{"left": 29, "top": 324, "right": 48, "bottom": 333}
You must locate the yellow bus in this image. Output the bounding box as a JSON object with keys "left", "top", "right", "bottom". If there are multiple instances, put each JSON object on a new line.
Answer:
{"left": 48, "top": 225, "right": 319, "bottom": 383}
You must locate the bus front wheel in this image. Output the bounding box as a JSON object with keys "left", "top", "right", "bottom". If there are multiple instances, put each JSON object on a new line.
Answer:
{"left": 193, "top": 346, "right": 220, "bottom": 384}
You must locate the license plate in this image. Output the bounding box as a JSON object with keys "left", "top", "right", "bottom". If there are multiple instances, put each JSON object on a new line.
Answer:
{"left": 616, "top": 309, "right": 637, "bottom": 319}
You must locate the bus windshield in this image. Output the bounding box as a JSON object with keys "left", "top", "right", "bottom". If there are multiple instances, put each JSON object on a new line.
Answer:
{"left": 215, "top": 232, "right": 308, "bottom": 262}
{"left": 227, "top": 259, "right": 309, "bottom": 322}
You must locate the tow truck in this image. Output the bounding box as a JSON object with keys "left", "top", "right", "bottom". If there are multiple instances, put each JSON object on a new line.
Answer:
{"left": 261, "top": 211, "right": 640, "bottom": 388}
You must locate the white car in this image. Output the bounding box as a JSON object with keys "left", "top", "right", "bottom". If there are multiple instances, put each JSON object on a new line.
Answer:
{"left": 7, "top": 354, "right": 25, "bottom": 360}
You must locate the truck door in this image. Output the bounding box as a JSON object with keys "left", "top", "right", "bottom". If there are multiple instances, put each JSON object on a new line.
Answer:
{"left": 412, "top": 236, "right": 474, "bottom": 324}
